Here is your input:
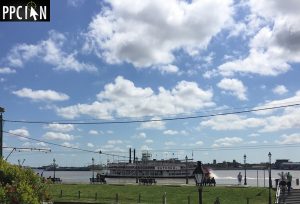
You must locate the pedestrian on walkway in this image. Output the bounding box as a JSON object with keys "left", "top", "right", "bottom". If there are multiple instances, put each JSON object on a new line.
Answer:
{"left": 237, "top": 172, "right": 242, "bottom": 185}
{"left": 287, "top": 172, "right": 292, "bottom": 194}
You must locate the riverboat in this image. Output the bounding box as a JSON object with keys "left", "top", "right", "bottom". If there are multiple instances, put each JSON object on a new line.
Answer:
{"left": 105, "top": 151, "right": 209, "bottom": 178}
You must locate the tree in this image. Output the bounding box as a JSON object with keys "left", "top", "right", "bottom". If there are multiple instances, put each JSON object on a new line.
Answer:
{"left": 0, "top": 159, "right": 50, "bottom": 204}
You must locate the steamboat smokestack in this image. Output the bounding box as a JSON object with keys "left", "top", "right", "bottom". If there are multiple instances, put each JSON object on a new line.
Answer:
{"left": 133, "top": 148, "right": 136, "bottom": 163}
{"left": 129, "top": 148, "right": 132, "bottom": 163}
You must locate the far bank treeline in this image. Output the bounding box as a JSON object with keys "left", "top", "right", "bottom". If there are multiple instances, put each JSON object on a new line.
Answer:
{"left": 0, "top": 159, "right": 51, "bottom": 204}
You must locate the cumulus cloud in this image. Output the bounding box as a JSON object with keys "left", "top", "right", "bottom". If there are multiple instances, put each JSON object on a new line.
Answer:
{"left": 43, "top": 132, "right": 75, "bottom": 141}
{"left": 217, "top": 0, "right": 300, "bottom": 77}
{"left": 62, "top": 142, "right": 79, "bottom": 148}
{"left": 163, "top": 130, "right": 178, "bottom": 135}
{"left": 87, "top": 142, "right": 94, "bottom": 148}
{"left": 0, "top": 67, "right": 16, "bottom": 74}
{"left": 276, "top": 133, "right": 300, "bottom": 144}
{"left": 201, "top": 115, "right": 265, "bottom": 130}
{"left": 201, "top": 91, "right": 300, "bottom": 133}
{"left": 84, "top": 0, "right": 233, "bottom": 68}
{"left": 273, "top": 85, "right": 288, "bottom": 95}
{"left": 140, "top": 145, "right": 152, "bottom": 151}
{"left": 217, "top": 78, "right": 247, "bottom": 100}
{"left": 13, "top": 88, "right": 69, "bottom": 102}
{"left": 132, "top": 132, "right": 147, "bottom": 139}
{"left": 89, "top": 130, "right": 100, "bottom": 135}
{"left": 8, "top": 128, "right": 29, "bottom": 141}
{"left": 45, "top": 123, "right": 74, "bottom": 132}
{"left": 139, "top": 118, "right": 166, "bottom": 130}
{"left": 155, "top": 65, "right": 180, "bottom": 74}
{"left": 259, "top": 107, "right": 300, "bottom": 132}
{"left": 212, "top": 137, "right": 243, "bottom": 147}
{"left": 145, "top": 139, "right": 153, "bottom": 144}
{"left": 6, "top": 30, "right": 96, "bottom": 72}
{"left": 57, "top": 76, "right": 214, "bottom": 119}
{"left": 107, "top": 140, "right": 123, "bottom": 145}
{"left": 165, "top": 141, "right": 176, "bottom": 146}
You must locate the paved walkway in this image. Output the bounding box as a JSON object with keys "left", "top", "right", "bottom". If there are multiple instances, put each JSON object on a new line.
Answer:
{"left": 278, "top": 189, "right": 300, "bottom": 204}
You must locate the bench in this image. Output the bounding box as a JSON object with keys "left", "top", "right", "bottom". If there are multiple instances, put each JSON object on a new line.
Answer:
{"left": 90, "top": 177, "right": 106, "bottom": 184}
{"left": 138, "top": 178, "right": 157, "bottom": 185}
{"left": 50, "top": 178, "right": 62, "bottom": 183}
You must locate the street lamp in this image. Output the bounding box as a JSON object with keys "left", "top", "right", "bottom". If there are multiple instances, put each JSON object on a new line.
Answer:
{"left": 268, "top": 152, "right": 272, "bottom": 204}
{"left": 92, "top": 157, "right": 95, "bottom": 183}
{"left": 185, "top": 155, "right": 188, "bottom": 184}
{"left": 244, "top": 154, "right": 247, "bottom": 185}
{"left": 53, "top": 158, "right": 56, "bottom": 179}
{"left": 194, "top": 161, "right": 204, "bottom": 204}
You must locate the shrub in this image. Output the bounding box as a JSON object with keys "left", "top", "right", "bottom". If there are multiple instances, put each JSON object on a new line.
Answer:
{"left": 0, "top": 159, "right": 50, "bottom": 204}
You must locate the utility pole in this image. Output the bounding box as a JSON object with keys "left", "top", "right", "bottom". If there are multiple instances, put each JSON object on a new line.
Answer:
{"left": 0, "top": 107, "right": 5, "bottom": 159}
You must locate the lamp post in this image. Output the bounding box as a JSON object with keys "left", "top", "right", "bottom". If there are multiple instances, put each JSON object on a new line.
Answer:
{"left": 268, "top": 152, "right": 272, "bottom": 204}
{"left": 53, "top": 158, "right": 56, "bottom": 179}
{"left": 194, "top": 161, "right": 204, "bottom": 204}
{"left": 92, "top": 157, "right": 95, "bottom": 182}
{"left": 185, "top": 155, "right": 188, "bottom": 184}
{"left": 244, "top": 154, "right": 247, "bottom": 185}
{"left": 0, "top": 107, "right": 5, "bottom": 158}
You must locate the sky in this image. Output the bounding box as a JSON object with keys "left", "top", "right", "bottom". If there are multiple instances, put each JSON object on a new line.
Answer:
{"left": 1, "top": 0, "right": 300, "bottom": 167}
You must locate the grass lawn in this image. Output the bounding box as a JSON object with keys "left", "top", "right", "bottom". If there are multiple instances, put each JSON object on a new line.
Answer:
{"left": 49, "top": 184, "right": 275, "bottom": 204}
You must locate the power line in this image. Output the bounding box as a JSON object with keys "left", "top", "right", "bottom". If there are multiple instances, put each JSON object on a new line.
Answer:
{"left": 5, "top": 129, "right": 300, "bottom": 155}
{"left": 3, "top": 131, "right": 129, "bottom": 158}
{"left": 4, "top": 102, "right": 300, "bottom": 125}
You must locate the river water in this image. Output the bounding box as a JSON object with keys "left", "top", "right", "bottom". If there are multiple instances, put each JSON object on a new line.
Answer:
{"left": 34, "top": 169, "right": 300, "bottom": 187}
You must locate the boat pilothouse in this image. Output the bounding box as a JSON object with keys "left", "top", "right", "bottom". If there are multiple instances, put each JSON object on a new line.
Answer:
{"left": 106, "top": 150, "right": 201, "bottom": 178}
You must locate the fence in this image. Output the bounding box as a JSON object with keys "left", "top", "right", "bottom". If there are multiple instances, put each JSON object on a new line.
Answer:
{"left": 52, "top": 189, "right": 262, "bottom": 204}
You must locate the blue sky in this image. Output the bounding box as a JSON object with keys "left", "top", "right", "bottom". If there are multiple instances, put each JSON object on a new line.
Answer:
{"left": 1, "top": 0, "right": 300, "bottom": 167}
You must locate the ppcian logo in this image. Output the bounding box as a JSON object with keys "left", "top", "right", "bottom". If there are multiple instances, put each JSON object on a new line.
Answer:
{"left": 1, "top": 0, "right": 50, "bottom": 21}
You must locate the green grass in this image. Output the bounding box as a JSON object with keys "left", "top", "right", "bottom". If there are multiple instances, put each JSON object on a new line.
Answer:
{"left": 49, "top": 184, "right": 275, "bottom": 204}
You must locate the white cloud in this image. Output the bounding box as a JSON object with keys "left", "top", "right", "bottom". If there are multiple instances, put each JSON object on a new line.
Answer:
{"left": 57, "top": 76, "right": 214, "bottom": 119}
{"left": 43, "top": 132, "right": 74, "bottom": 141}
{"left": 273, "top": 85, "right": 288, "bottom": 95}
{"left": 145, "top": 139, "right": 153, "bottom": 144}
{"left": 212, "top": 137, "right": 243, "bottom": 147}
{"left": 201, "top": 115, "right": 265, "bottom": 130}
{"left": 132, "top": 132, "right": 147, "bottom": 139}
{"left": 195, "top": 141, "right": 204, "bottom": 145}
{"left": 45, "top": 123, "right": 74, "bottom": 132}
{"left": 276, "top": 133, "right": 300, "bottom": 144}
{"left": 87, "top": 143, "right": 94, "bottom": 148}
{"left": 7, "top": 30, "right": 96, "bottom": 72}
{"left": 217, "top": 78, "right": 247, "bottom": 100}
{"left": 62, "top": 142, "right": 79, "bottom": 148}
{"left": 165, "top": 141, "right": 176, "bottom": 146}
{"left": 67, "top": 0, "right": 85, "bottom": 7}
{"left": 84, "top": 0, "right": 233, "bottom": 68}
{"left": 89, "top": 130, "right": 99, "bottom": 135}
{"left": 9, "top": 128, "right": 29, "bottom": 137}
{"left": 22, "top": 142, "right": 48, "bottom": 147}
{"left": 0, "top": 67, "right": 16, "bottom": 74}
{"left": 202, "top": 91, "right": 300, "bottom": 133}
{"left": 140, "top": 117, "right": 166, "bottom": 130}
{"left": 217, "top": 0, "right": 300, "bottom": 77}
{"left": 107, "top": 140, "right": 123, "bottom": 145}
{"left": 163, "top": 130, "right": 178, "bottom": 135}
{"left": 140, "top": 145, "right": 152, "bottom": 151}
{"left": 260, "top": 107, "right": 300, "bottom": 132}
{"left": 254, "top": 90, "right": 300, "bottom": 115}
{"left": 8, "top": 128, "right": 29, "bottom": 141}
{"left": 13, "top": 88, "right": 69, "bottom": 102}
{"left": 155, "top": 65, "right": 180, "bottom": 74}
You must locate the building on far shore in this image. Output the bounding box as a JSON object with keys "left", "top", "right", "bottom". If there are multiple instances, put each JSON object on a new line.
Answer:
{"left": 274, "top": 159, "right": 300, "bottom": 170}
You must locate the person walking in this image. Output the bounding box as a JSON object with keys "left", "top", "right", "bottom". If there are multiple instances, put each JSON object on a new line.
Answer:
{"left": 238, "top": 172, "right": 242, "bottom": 185}
{"left": 287, "top": 172, "right": 292, "bottom": 194}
